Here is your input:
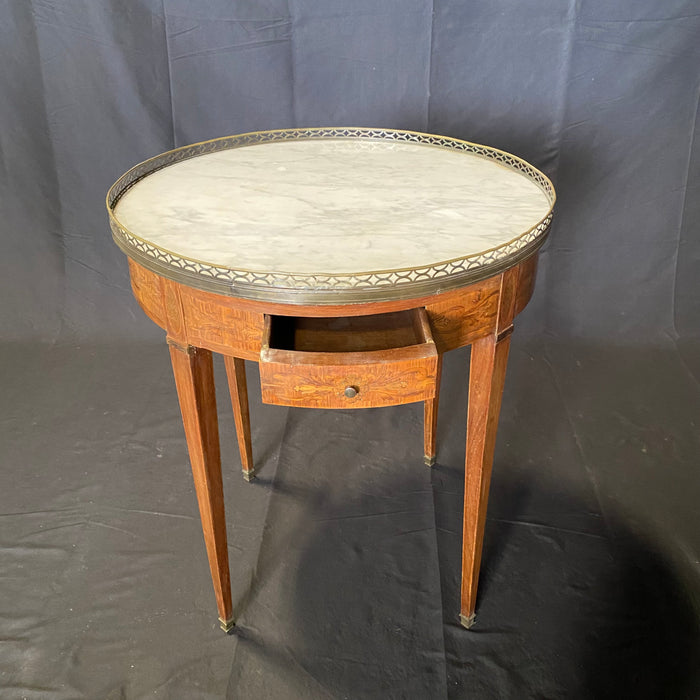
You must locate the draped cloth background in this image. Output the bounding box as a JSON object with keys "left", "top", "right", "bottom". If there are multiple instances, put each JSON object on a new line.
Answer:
{"left": 3, "top": 0, "right": 699, "bottom": 347}
{"left": 1, "top": 2, "right": 699, "bottom": 698}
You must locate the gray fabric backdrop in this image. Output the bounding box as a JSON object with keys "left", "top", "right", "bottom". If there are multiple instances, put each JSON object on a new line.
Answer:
{"left": 2, "top": 0, "right": 699, "bottom": 344}
{"left": 2, "top": 4, "right": 700, "bottom": 698}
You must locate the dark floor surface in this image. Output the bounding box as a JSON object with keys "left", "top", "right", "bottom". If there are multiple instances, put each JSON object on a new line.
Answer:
{"left": 1, "top": 338, "right": 699, "bottom": 699}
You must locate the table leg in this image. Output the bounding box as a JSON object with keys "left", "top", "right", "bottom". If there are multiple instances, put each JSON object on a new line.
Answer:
{"left": 460, "top": 328, "right": 513, "bottom": 628}
{"left": 423, "top": 353, "right": 443, "bottom": 466}
{"left": 223, "top": 356, "right": 255, "bottom": 481}
{"left": 168, "top": 341, "right": 234, "bottom": 632}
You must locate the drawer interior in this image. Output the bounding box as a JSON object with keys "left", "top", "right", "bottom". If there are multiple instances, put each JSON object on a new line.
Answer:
{"left": 264, "top": 309, "right": 433, "bottom": 354}
{"left": 259, "top": 308, "right": 437, "bottom": 408}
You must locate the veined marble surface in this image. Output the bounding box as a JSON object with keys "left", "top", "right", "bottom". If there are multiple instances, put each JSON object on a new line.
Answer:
{"left": 114, "top": 138, "right": 551, "bottom": 276}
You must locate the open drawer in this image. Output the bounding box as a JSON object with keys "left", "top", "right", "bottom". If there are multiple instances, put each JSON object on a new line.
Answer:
{"left": 259, "top": 308, "right": 438, "bottom": 409}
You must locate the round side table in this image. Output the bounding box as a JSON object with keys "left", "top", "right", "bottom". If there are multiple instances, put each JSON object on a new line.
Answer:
{"left": 107, "top": 128, "right": 555, "bottom": 632}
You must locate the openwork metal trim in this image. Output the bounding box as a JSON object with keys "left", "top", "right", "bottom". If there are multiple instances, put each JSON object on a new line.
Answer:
{"left": 107, "top": 128, "right": 555, "bottom": 304}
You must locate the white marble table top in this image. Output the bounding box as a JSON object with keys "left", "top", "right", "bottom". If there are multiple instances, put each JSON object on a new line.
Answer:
{"left": 108, "top": 129, "right": 555, "bottom": 302}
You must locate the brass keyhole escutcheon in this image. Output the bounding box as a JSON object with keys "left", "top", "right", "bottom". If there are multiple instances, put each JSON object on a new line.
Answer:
{"left": 344, "top": 385, "right": 359, "bottom": 398}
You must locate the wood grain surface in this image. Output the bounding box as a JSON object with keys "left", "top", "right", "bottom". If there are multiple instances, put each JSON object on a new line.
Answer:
{"left": 260, "top": 309, "right": 438, "bottom": 409}
{"left": 168, "top": 341, "right": 233, "bottom": 629}
{"left": 423, "top": 353, "right": 443, "bottom": 465}
{"left": 223, "top": 356, "right": 254, "bottom": 480}
{"left": 459, "top": 265, "right": 520, "bottom": 627}
{"left": 126, "top": 253, "right": 540, "bottom": 631}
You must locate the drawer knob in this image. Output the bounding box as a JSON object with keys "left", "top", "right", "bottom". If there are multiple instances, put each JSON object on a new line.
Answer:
{"left": 344, "top": 385, "right": 359, "bottom": 398}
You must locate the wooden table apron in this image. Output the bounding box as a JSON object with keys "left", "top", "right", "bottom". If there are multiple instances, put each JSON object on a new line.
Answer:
{"left": 126, "top": 251, "right": 538, "bottom": 632}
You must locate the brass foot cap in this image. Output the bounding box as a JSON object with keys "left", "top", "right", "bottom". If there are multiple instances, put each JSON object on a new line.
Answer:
{"left": 459, "top": 613, "right": 476, "bottom": 629}
{"left": 242, "top": 469, "right": 256, "bottom": 482}
{"left": 219, "top": 616, "right": 235, "bottom": 633}
{"left": 424, "top": 455, "right": 436, "bottom": 467}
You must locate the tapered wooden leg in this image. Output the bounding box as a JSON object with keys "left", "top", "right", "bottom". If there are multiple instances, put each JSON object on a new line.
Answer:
{"left": 223, "top": 356, "right": 254, "bottom": 481}
{"left": 423, "top": 353, "right": 443, "bottom": 466}
{"left": 460, "top": 329, "right": 513, "bottom": 628}
{"left": 168, "top": 341, "right": 234, "bottom": 632}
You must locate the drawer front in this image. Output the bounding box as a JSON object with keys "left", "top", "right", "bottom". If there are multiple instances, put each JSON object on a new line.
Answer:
{"left": 260, "top": 347, "right": 438, "bottom": 409}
